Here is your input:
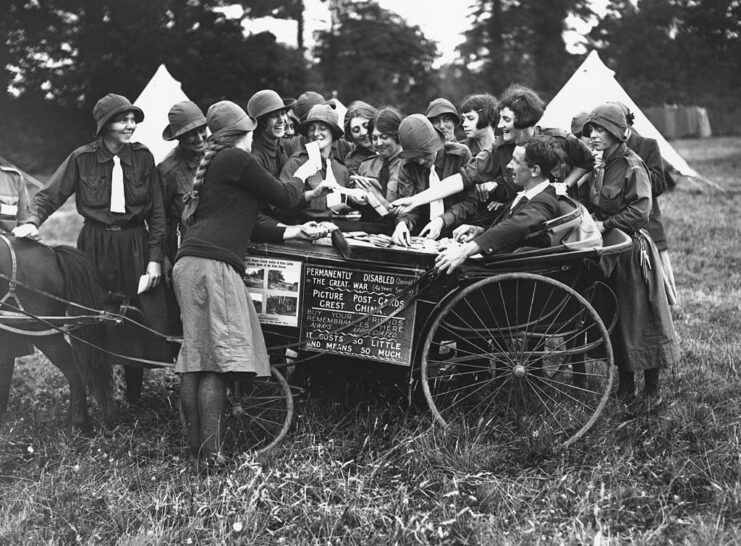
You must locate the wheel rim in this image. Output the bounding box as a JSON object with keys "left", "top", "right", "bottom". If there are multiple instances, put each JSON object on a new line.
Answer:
{"left": 420, "top": 272, "right": 614, "bottom": 448}
{"left": 224, "top": 367, "right": 294, "bottom": 455}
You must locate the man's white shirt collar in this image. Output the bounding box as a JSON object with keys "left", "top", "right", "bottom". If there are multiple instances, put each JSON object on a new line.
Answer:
{"left": 510, "top": 180, "right": 551, "bottom": 210}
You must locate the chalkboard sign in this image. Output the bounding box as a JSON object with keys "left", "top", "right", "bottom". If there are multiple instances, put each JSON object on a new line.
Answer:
{"left": 300, "top": 264, "right": 419, "bottom": 366}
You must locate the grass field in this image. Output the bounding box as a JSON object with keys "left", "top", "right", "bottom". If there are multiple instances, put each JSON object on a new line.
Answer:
{"left": 1, "top": 137, "right": 740, "bottom": 545}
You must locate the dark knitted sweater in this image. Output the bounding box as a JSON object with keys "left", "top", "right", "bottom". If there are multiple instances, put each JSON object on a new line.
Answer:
{"left": 176, "top": 147, "right": 303, "bottom": 276}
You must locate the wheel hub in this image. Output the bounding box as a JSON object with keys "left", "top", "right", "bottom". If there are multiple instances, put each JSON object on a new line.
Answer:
{"left": 513, "top": 364, "right": 526, "bottom": 378}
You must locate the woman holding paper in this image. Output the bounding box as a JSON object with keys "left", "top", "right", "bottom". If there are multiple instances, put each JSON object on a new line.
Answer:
{"left": 175, "top": 100, "right": 329, "bottom": 463}
{"left": 13, "top": 93, "right": 167, "bottom": 402}
{"left": 351, "top": 107, "right": 404, "bottom": 220}
{"left": 391, "top": 114, "right": 474, "bottom": 246}
{"left": 279, "top": 104, "right": 352, "bottom": 219}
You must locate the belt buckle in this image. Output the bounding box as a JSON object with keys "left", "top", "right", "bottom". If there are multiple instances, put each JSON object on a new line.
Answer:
{"left": 108, "top": 224, "right": 123, "bottom": 232}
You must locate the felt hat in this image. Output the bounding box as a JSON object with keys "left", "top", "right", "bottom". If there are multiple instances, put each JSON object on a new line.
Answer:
{"left": 608, "top": 101, "right": 635, "bottom": 126}
{"left": 584, "top": 103, "right": 628, "bottom": 142}
{"left": 399, "top": 114, "right": 443, "bottom": 159}
{"left": 206, "top": 100, "right": 257, "bottom": 137}
{"left": 162, "top": 101, "right": 207, "bottom": 141}
{"left": 299, "top": 104, "right": 343, "bottom": 140}
{"left": 293, "top": 91, "right": 332, "bottom": 123}
{"left": 247, "top": 89, "right": 296, "bottom": 120}
{"left": 570, "top": 111, "right": 589, "bottom": 138}
{"left": 93, "top": 93, "right": 144, "bottom": 135}
{"left": 425, "top": 98, "right": 460, "bottom": 125}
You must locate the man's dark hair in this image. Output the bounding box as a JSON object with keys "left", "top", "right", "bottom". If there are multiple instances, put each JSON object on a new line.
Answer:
{"left": 515, "top": 136, "right": 560, "bottom": 180}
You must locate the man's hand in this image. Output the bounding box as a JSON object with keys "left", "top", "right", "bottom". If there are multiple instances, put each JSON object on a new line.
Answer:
{"left": 419, "top": 217, "right": 445, "bottom": 240}
{"left": 435, "top": 241, "right": 478, "bottom": 274}
{"left": 452, "top": 224, "right": 484, "bottom": 243}
{"left": 391, "top": 221, "right": 411, "bottom": 247}
{"left": 12, "top": 223, "right": 40, "bottom": 240}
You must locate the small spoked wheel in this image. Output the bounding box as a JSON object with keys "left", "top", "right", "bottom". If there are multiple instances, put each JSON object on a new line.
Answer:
{"left": 224, "top": 366, "right": 294, "bottom": 455}
{"left": 420, "top": 272, "right": 614, "bottom": 448}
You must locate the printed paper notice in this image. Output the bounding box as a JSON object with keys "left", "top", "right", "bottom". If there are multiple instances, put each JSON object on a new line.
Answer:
{"left": 244, "top": 257, "right": 302, "bottom": 327}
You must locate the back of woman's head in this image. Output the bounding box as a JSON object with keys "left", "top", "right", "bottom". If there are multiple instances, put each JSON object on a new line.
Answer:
{"left": 460, "top": 93, "right": 499, "bottom": 128}
{"left": 369, "top": 106, "right": 403, "bottom": 140}
{"left": 499, "top": 84, "right": 545, "bottom": 129}
{"left": 182, "top": 131, "right": 243, "bottom": 226}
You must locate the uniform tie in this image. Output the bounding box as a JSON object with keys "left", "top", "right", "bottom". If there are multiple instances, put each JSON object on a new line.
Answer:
{"left": 110, "top": 155, "right": 126, "bottom": 213}
{"left": 428, "top": 168, "right": 444, "bottom": 220}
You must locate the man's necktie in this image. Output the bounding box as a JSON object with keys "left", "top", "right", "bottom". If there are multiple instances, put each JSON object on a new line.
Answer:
{"left": 110, "top": 155, "right": 126, "bottom": 213}
{"left": 428, "top": 168, "right": 444, "bottom": 220}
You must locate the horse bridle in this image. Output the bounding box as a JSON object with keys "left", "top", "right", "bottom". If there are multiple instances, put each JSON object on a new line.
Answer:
{"left": 0, "top": 233, "right": 24, "bottom": 312}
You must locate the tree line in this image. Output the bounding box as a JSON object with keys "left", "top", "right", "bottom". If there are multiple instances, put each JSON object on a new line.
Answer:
{"left": 1, "top": 0, "right": 739, "bottom": 173}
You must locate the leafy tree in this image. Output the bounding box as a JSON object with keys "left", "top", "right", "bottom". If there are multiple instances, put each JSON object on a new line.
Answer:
{"left": 455, "top": 0, "right": 593, "bottom": 98}
{"left": 0, "top": 0, "right": 309, "bottom": 169}
{"left": 313, "top": 1, "right": 439, "bottom": 112}
{"left": 588, "top": 0, "right": 741, "bottom": 133}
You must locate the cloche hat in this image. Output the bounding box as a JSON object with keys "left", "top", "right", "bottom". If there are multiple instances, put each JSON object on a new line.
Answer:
{"left": 583, "top": 103, "right": 628, "bottom": 142}
{"left": 299, "top": 104, "right": 343, "bottom": 140}
{"left": 162, "top": 101, "right": 207, "bottom": 141}
{"left": 247, "top": 90, "right": 296, "bottom": 120}
{"left": 93, "top": 93, "right": 144, "bottom": 135}
{"left": 206, "top": 100, "right": 257, "bottom": 137}
{"left": 425, "top": 98, "right": 460, "bottom": 125}
{"left": 399, "top": 114, "right": 443, "bottom": 159}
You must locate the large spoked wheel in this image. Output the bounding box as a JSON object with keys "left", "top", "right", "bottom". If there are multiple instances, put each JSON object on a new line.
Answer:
{"left": 224, "top": 367, "right": 294, "bottom": 455}
{"left": 420, "top": 272, "right": 614, "bottom": 448}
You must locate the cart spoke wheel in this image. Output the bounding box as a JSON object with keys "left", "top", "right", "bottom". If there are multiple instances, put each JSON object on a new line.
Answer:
{"left": 420, "top": 273, "right": 614, "bottom": 448}
{"left": 224, "top": 367, "right": 294, "bottom": 455}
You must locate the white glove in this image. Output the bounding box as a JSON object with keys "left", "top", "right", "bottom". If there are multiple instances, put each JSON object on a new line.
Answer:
{"left": 12, "top": 223, "right": 40, "bottom": 240}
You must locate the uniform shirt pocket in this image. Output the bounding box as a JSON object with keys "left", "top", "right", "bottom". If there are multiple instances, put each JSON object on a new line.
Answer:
{"left": 125, "top": 165, "right": 151, "bottom": 206}
{"left": 80, "top": 174, "right": 109, "bottom": 207}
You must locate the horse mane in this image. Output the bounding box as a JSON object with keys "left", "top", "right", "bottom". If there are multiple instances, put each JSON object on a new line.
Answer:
{"left": 52, "top": 244, "right": 111, "bottom": 410}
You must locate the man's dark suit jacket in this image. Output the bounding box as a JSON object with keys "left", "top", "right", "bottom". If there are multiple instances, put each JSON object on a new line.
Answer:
{"left": 473, "top": 184, "right": 560, "bottom": 255}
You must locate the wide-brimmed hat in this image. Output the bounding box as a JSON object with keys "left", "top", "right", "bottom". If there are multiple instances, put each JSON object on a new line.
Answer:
{"left": 399, "top": 114, "right": 443, "bottom": 159}
{"left": 299, "top": 104, "right": 343, "bottom": 140}
{"left": 206, "top": 100, "right": 257, "bottom": 137}
{"left": 425, "top": 98, "right": 460, "bottom": 125}
{"left": 93, "top": 93, "right": 144, "bottom": 135}
{"left": 583, "top": 103, "right": 628, "bottom": 142}
{"left": 247, "top": 89, "right": 296, "bottom": 120}
{"left": 162, "top": 101, "right": 207, "bottom": 141}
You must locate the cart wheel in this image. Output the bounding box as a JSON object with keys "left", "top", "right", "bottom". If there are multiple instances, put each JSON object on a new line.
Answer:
{"left": 224, "top": 367, "right": 294, "bottom": 455}
{"left": 420, "top": 272, "right": 614, "bottom": 448}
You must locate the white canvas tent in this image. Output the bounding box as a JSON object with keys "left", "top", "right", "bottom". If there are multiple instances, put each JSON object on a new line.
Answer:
{"left": 134, "top": 65, "right": 190, "bottom": 164}
{"left": 538, "top": 50, "right": 698, "bottom": 178}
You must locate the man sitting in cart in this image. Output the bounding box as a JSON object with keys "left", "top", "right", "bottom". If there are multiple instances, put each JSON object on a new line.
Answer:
{"left": 435, "top": 135, "right": 561, "bottom": 273}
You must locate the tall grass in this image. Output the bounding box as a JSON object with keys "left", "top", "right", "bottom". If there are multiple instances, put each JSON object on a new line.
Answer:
{"left": 2, "top": 137, "right": 741, "bottom": 544}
